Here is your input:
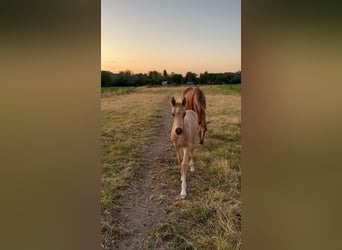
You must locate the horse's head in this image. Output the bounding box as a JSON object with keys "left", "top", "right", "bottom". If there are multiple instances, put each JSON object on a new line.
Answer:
{"left": 170, "top": 96, "right": 186, "bottom": 135}
{"left": 199, "top": 120, "right": 210, "bottom": 145}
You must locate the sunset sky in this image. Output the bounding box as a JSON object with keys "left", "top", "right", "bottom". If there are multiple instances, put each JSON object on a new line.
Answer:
{"left": 101, "top": 0, "right": 240, "bottom": 75}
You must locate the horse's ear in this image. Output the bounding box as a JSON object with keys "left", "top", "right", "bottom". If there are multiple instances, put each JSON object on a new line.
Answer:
{"left": 171, "top": 97, "right": 176, "bottom": 106}
{"left": 182, "top": 97, "right": 186, "bottom": 106}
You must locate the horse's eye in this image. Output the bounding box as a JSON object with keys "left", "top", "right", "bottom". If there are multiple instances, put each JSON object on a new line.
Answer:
{"left": 172, "top": 113, "right": 175, "bottom": 117}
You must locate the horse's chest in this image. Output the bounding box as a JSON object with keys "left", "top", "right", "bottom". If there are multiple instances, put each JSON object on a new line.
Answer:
{"left": 171, "top": 135, "right": 188, "bottom": 147}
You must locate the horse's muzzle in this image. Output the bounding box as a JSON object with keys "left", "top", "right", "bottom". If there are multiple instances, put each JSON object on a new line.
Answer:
{"left": 175, "top": 127, "right": 183, "bottom": 135}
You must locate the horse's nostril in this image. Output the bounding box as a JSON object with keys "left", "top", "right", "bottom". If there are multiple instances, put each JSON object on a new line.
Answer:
{"left": 175, "top": 128, "right": 182, "bottom": 135}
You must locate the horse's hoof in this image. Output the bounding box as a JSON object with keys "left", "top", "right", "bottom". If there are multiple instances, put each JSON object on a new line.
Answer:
{"left": 180, "top": 189, "right": 186, "bottom": 198}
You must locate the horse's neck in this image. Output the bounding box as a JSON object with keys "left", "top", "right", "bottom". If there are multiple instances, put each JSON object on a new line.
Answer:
{"left": 184, "top": 113, "right": 198, "bottom": 137}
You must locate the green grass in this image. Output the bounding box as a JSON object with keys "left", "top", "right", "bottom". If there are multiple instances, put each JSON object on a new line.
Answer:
{"left": 101, "top": 86, "right": 136, "bottom": 95}
{"left": 199, "top": 84, "right": 241, "bottom": 95}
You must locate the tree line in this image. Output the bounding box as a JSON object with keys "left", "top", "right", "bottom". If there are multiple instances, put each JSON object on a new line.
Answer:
{"left": 101, "top": 69, "right": 241, "bottom": 87}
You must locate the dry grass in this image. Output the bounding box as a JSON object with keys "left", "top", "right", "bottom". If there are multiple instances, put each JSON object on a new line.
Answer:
{"left": 101, "top": 90, "right": 166, "bottom": 248}
{"left": 101, "top": 85, "right": 241, "bottom": 249}
{"left": 147, "top": 87, "right": 241, "bottom": 249}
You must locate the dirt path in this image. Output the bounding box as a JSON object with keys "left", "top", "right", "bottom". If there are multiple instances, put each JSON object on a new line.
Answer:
{"left": 115, "top": 98, "right": 175, "bottom": 249}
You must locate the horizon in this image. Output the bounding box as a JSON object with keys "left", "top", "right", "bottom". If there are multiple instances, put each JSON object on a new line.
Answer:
{"left": 101, "top": 69, "right": 241, "bottom": 76}
{"left": 101, "top": 0, "right": 241, "bottom": 75}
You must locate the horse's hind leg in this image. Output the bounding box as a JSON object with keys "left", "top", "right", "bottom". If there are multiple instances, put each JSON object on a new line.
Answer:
{"left": 190, "top": 158, "right": 195, "bottom": 172}
{"left": 189, "top": 144, "right": 195, "bottom": 172}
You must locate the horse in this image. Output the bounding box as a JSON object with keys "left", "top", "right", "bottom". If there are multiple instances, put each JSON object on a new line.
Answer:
{"left": 182, "top": 86, "right": 209, "bottom": 145}
{"left": 170, "top": 96, "right": 198, "bottom": 198}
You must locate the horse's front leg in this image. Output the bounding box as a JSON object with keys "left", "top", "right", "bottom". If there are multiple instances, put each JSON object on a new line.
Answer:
{"left": 175, "top": 146, "right": 183, "bottom": 166}
{"left": 180, "top": 147, "right": 189, "bottom": 198}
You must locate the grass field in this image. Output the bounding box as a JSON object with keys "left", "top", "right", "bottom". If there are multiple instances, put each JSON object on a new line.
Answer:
{"left": 101, "top": 86, "right": 136, "bottom": 95}
{"left": 101, "top": 85, "right": 241, "bottom": 249}
{"left": 101, "top": 88, "right": 166, "bottom": 246}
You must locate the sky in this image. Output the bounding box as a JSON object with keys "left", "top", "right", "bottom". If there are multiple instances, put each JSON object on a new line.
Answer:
{"left": 101, "top": 0, "right": 240, "bottom": 75}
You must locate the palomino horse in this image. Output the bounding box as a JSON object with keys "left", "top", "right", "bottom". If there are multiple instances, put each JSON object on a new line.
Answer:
{"left": 182, "top": 87, "right": 209, "bottom": 145}
{"left": 170, "top": 96, "right": 198, "bottom": 198}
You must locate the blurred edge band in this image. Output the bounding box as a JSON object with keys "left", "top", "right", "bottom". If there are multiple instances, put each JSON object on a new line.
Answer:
{"left": 0, "top": 1, "right": 101, "bottom": 250}
{"left": 242, "top": 1, "right": 342, "bottom": 250}
{"left": 0, "top": 1, "right": 342, "bottom": 250}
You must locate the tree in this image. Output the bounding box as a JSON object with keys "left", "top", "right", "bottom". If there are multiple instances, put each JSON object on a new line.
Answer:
{"left": 171, "top": 73, "right": 183, "bottom": 84}
{"left": 232, "top": 71, "right": 241, "bottom": 84}
{"left": 185, "top": 71, "right": 197, "bottom": 83}
{"left": 198, "top": 71, "right": 209, "bottom": 84}
{"left": 215, "top": 73, "right": 226, "bottom": 84}
{"left": 135, "top": 73, "right": 149, "bottom": 86}
{"left": 101, "top": 69, "right": 240, "bottom": 87}
{"left": 101, "top": 71, "right": 113, "bottom": 87}
{"left": 148, "top": 70, "right": 163, "bottom": 85}
{"left": 163, "top": 69, "right": 169, "bottom": 81}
